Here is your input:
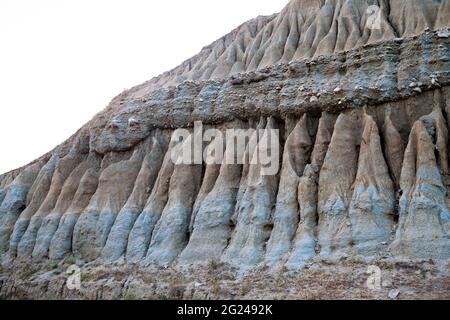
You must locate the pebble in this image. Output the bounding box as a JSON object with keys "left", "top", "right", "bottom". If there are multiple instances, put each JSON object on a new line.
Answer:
{"left": 388, "top": 289, "right": 400, "bottom": 299}
{"left": 128, "top": 117, "right": 139, "bottom": 126}
{"left": 382, "top": 279, "right": 393, "bottom": 288}
{"left": 437, "top": 29, "right": 450, "bottom": 38}
{"left": 431, "top": 78, "right": 440, "bottom": 87}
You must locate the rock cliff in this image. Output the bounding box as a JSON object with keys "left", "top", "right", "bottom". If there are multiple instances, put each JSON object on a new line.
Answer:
{"left": 1, "top": 0, "right": 450, "bottom": 292}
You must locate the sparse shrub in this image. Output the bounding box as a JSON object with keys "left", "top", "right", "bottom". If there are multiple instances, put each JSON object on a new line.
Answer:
{"left": 140, "top": 273, "right": 154, "bottom": 284}
{"left": 65, "top": 255, "right": 76, "bottom": 265}
{"left": 94, "top": 268, "right": 111, "bottom": 281}
{"left": 348, "top": 255, "right": 365, "bottom": 264}
{"left": 240, "top": 281, "right": 252, "bottom": 296}
{"left": 168, "top": 285, "right": 185, "bottom": 299}
{"left": 395, "top": 261, "right": 419, "bottom": 271}
{"left": 112, "top": 268, "right": 131, "bottom": 281}
{"left": 21, "top": 266, "right": 39, "bottom": 280}
{"left": 207, "top": 259, "right": 221, "bottom": 271}
{"left": 45, "top": 260, "right": 59, "bottom": 271}
{"left": 211, "top": 281, "right": 222, "bottom": 296}
{"left": 122, "top": 293, "right": 141, "bottom": 300}
{"left": 80, "top": 272, "right": 93, "bottom": 282}
{"left": 378, "top": 259, "right": 394, "bottom": 269}
{"left": 321, "top": 258, "right": 337, "bottom": 266}
{"left": 209, "top": 276, "right": 223, "bottom": 295}
{"left": 171, "top": 274, "right": 191, "bottom": 285}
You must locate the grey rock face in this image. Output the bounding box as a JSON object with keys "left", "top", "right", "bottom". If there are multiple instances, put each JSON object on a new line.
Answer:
{"left": 392, "top": 118, "right": 450, "bottom": 259}
{"left": 222, "top": 118, "right": 280, "bottom": 267}
{"left": 265, "top": 115, "right": 314, "bottom": 266}
{"left": 382, "top": 110, "right": 406, "bottom": 188}
{"left": 72, "top": 143, "right": 147, "bottom": 262}
{"left": 1, "top": 0, "right": 450, "bottom": 273}
{"left": 101, "top": 136, "right": 165, "bottom": 262}
{"left": 0, "top": 189, "right": 6, "bottom": 208}
{"left": 188, "top": 138, "right": 223, "bottom": 234}
{"left": 16, "top": 147, "right": 87, "bottom": 259}
{"left": 144, "top": 130, "right": 203, "bottom": 266}
{"left": 8, "top": 154, "right": 60, "bottom": 257}
{"left": 179, "top": 126, "right": 245, "bottom": 265}
{"left": 32, "top": 153, "right": 101, "bottom": 258}
{"left": 48, "top": 165, "right": 100, "bottom": 260}
{"left": 349, "top": 115, "right": 395, "bottom": 255}
{"left": 287, "top": 112, "right": 336, "bottom": 269}
{"left": 3, "top": 92, "right": 450, "bottom": 268}
{"left": 317, "top": 113, "right": 361, "bottom": 258}
{"left": 0, "top": 162, "right": 42, "bottom": 253}
{"left": 125, "top": 140, "right": 176, "bottom": 263}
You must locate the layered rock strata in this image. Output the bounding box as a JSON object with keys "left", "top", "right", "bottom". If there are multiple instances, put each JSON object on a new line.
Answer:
{"left": 1, "top": 0, "right": 449, "bottom": 269}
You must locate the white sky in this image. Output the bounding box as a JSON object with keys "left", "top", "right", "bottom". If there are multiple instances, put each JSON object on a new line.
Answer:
{"left": 0, "top": 0, "right": 289, "bottom": 174}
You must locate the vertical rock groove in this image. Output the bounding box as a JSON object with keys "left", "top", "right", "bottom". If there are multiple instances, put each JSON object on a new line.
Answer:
{"left": 1, "top": 0, "right": 449, "bottom": 271}
{"left": 265, "top": 114, "right": 314, "bottom": 266}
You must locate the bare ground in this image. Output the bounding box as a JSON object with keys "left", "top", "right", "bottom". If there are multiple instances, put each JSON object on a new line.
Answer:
{"left": 1, "top": 256, "right": 449, "bottom": 300}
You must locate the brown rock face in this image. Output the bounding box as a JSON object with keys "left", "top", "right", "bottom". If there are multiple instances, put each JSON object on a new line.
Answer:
{"left": 317, "top": 112, "right": 361, "bottom": 257}
{"left": 349, "top": 114, "right": 395, "bottom": 255}
{"left": 1, "top": 0, "right": 450, "bottom": 274}
{"left": 393, "top": 118, "right": 450, "bottom": 259}
{"left": 265, "top": 114, "right": 315, "bottom": 266}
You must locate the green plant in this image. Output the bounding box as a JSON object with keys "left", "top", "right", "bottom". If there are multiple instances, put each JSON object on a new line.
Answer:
{"left": 65, "top": 255, "right": 76, "bottom": 265}
{"left": 45, "top": 260, "right": 59, "bottom": 271}
{"left": 321, "top": 258, "right": 337, "bottom": 266}
{"left": 80, "top": 272, "right": 93, "bottom": 282}
{"left": 112, "top": 269, "right": 129, "bottom": 281}
{"left": 21, "top": 266, "right": 39, "bottom": 279}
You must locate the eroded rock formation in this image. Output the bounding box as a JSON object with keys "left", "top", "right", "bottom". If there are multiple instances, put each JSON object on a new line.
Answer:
{"left": 0, "top": 0, "right": 449, "bottom": 272}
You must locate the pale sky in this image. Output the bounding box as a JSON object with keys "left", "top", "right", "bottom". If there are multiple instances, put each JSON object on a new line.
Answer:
{"left": 0, "top": 0, "right": 289, "bottom": 174}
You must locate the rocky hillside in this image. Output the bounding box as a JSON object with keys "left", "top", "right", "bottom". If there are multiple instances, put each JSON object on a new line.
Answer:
{"left": 0, "top": 0, "right": 450, "bottom": 299}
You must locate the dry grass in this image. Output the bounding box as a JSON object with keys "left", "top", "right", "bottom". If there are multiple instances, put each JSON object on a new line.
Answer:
{"left": 2, "top": 258, "right": 449, "bottom": 300}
